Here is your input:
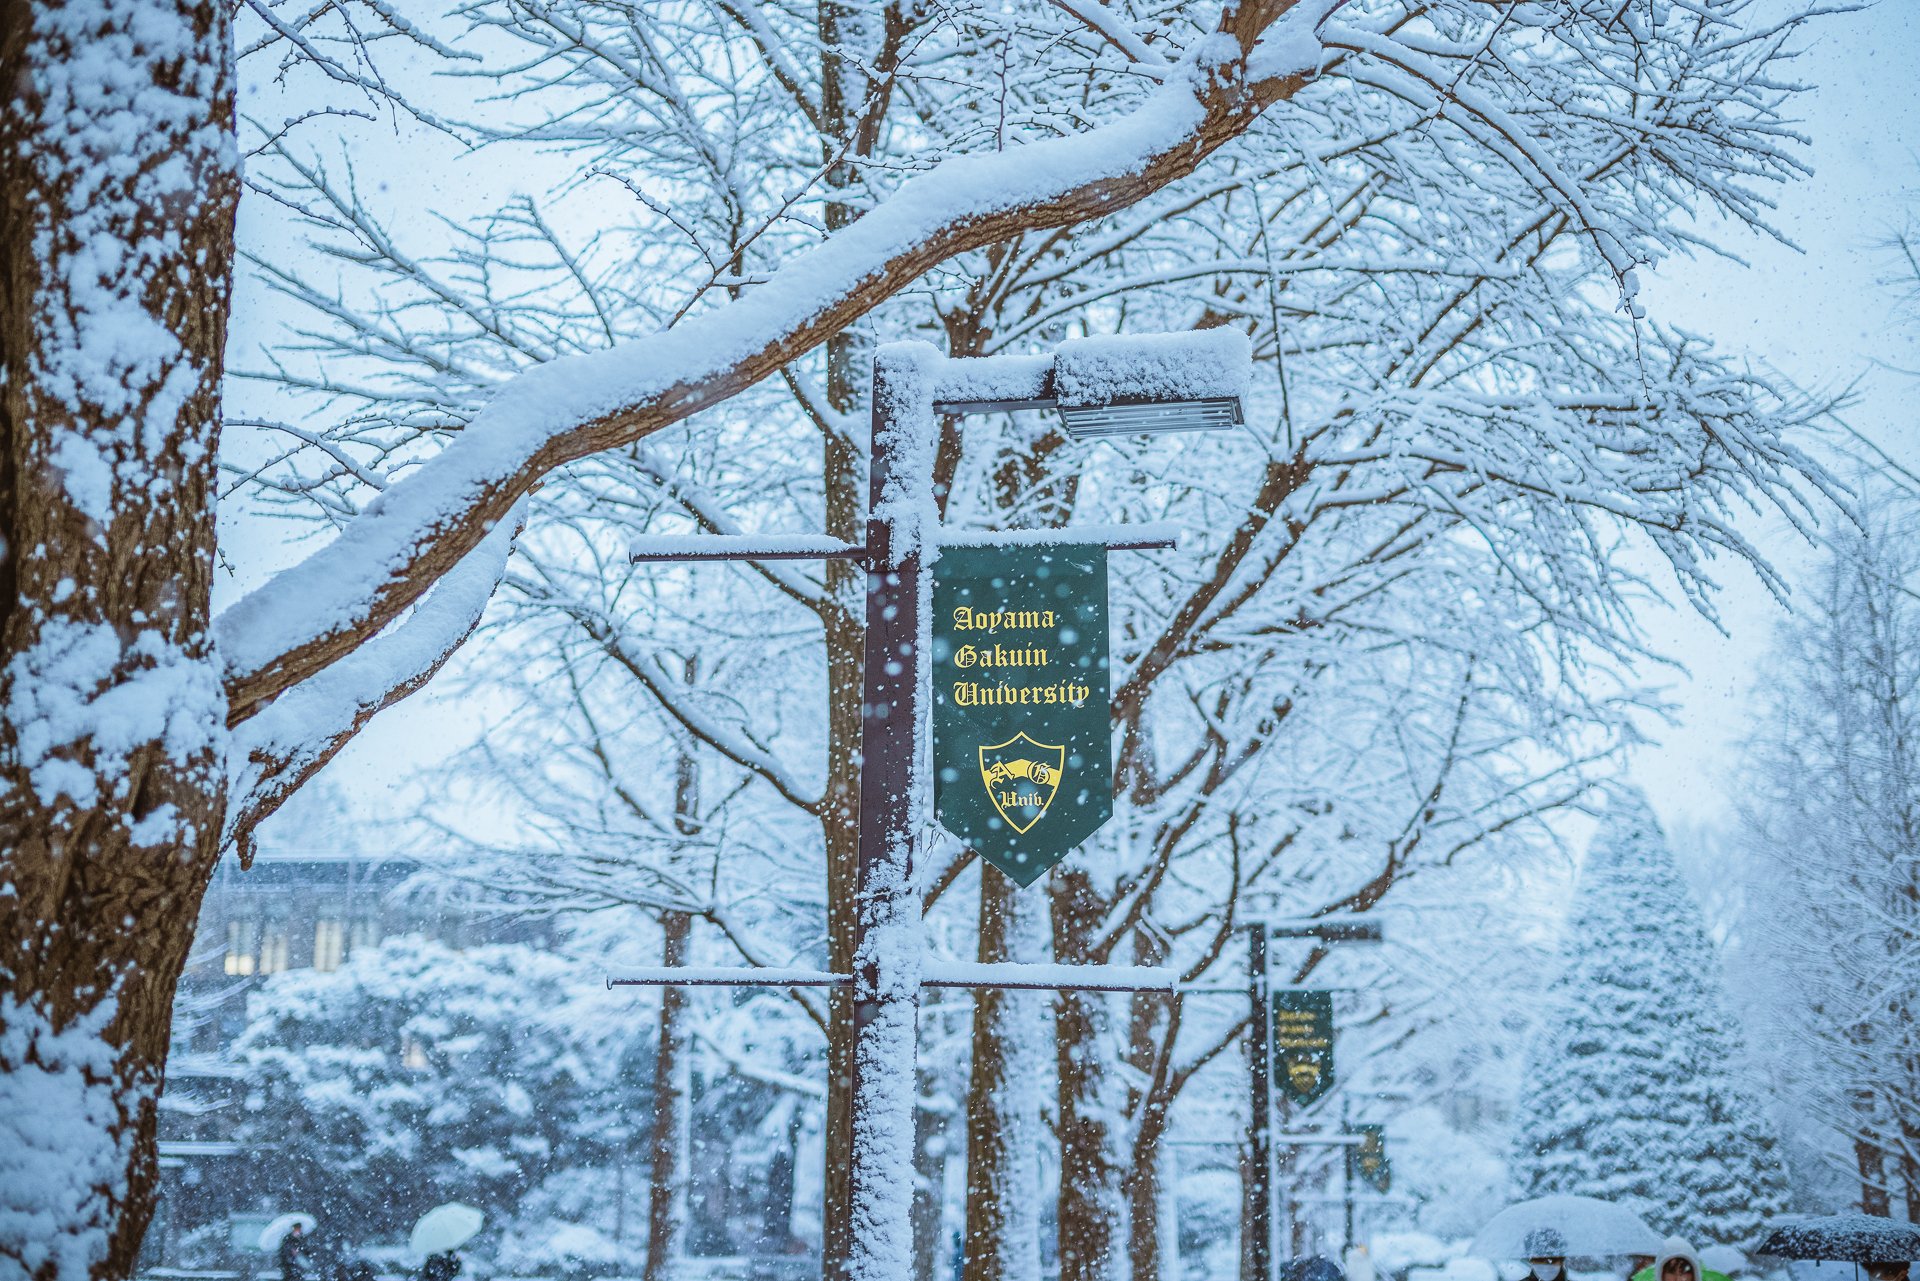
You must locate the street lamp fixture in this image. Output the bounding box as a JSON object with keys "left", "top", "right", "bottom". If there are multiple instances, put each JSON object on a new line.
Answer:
{"left": 1056, "top": 396, "right": 1243, "bottom": 438}
{"left": 1051, "top": 329, "right": 1249, "bottom": 437}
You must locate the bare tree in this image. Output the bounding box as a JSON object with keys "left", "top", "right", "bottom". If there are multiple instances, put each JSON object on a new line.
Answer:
{"left": 236, "top": 0, "right": 1841, "bottom": 1273}
{"left": 0, "top": 0, "right": 1850, "bottom": 1277}
{"left": 1737, "top": 487, "right": 1920, "bottom": 1217}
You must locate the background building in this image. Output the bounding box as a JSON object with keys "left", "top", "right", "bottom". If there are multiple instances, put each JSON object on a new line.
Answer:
{"left": 144, "top": 853, "right": 554, "bottom": 1270}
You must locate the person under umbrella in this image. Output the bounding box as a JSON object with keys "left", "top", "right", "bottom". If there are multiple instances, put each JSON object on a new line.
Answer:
{"left": 278, "top": 1222, "right": 310, "bottom": 1281}
{"left": 1526, "top": 1253, "right": 1567, "bottom": 1281}
{"left": 410, "top": 1203, "right": 483, "bottom": 1281}
{"left": 1525, "top": 1228, "right": 1571, "bottom": 1281}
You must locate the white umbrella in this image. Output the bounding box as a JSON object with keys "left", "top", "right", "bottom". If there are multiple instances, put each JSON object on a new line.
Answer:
{"left": 257, "top": 1212, "right": 316, "bottom": 1252}
{"left": 1470, "top": 1195, "right": 1663, "bottom": 1260}
{"left": 411, "top": 1203, "right": 485, "bottom": 1255}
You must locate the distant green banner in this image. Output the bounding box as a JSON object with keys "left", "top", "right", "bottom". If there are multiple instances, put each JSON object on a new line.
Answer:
{"left": 931, "top": 543, "right": 1113, "bottom": 887}
{"left": 1272, "top": 990, "right": 1335, "bottom": 1105}
{"left": 1355, "top": 1123, "right": 1390, "bottom": 1192}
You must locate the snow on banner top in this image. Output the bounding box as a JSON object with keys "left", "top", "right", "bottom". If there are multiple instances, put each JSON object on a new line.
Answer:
{"left": 1052, "top": 329, "right": 1251, "bottom": 408}
{"left": 938, "top": 523, "right": 1179, "bottom": 549}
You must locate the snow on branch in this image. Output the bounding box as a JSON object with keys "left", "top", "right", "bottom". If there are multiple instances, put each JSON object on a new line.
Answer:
{"left": 1039, "top": 0, "right": 1172, "bottom": 73}
{"left": 214, "top": 0, "right": 1346, "bottom": 726}
{"left": 224, "top": 503, "right": 524, "bottom": 857}
{"left": 513, "top": 584, "right": 829, "bottom": 815}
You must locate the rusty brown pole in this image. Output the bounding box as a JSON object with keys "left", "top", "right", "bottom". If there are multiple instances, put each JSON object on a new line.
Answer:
{"left": 844, "top": 344, "right": 934, "bottom": 1281}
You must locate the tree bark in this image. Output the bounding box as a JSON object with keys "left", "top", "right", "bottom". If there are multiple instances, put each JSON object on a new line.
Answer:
{"left": 964, "top": 870, "right": 1044, "bottom": 1281}
{"left": 821, "top": 406, "right": 863, "bottom": 1281}
{"left": 645, "top": 910, "right": 693, "bottom": 1281}
{"left": 1903, "top": 1131, "right": 1920, "bottom": 1227}
{"left": 816, "top": 0, "right": 878, "bottom": 1267}
{"left": 0, "top": 0, "right": 238, "bottom": 1277}
{"left": 914, "top": 1049, "right": 950, "bottom": 1281}
{"left": 1124, "top": 934, "right": 1175, "bottom": 1281}
{"left": 1054, "top": 868, "right": 1124, "bottom": 1281}
{"left": 1857, "top": 1120, "right": 1890, "bottom": 1217}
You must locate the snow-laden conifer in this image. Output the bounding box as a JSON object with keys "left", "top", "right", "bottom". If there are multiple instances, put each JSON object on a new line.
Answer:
{"left": 1513, "top": 790, "right": 1790, "bottom": 1246}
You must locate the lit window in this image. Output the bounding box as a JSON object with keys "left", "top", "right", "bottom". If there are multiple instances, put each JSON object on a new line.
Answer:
{"left": 224, "top": 920, "right": 256, "bottom": 976}
{"left": 314, "top": 920, "right": 345, "bottom": 972}
{"left": 349, "top": 917, "right": 380, "bottom": 953}
{"left": 258, "top": 923, "right": 290, "bottom": 975}
{"left": 402, "top": 1036, "right": 430, "bottom": 1070}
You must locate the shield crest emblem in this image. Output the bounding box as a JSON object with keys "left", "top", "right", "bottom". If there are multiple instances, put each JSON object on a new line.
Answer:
{"left": 978, "top": 732, "right": 1067, "bottom": 834}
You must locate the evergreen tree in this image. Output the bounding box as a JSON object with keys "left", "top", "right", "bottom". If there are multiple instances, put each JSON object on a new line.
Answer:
{"left": 1513, "top": 790, "right": 1791, "bottom": 1246}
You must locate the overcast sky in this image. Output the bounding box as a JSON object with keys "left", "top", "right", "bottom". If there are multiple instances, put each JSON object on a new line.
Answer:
{"left": 1627, "top": 0, "right": 1920, "bottom": 831}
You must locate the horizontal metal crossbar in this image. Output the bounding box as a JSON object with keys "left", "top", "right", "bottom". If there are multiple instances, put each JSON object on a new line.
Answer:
{"left": 606, "top": 962, "right": 1262, "bottom": 994}
{"left": 628, "top": 533, "right": 1175, "bottom": 564}
{"left": 630, "top": 546, "right": 870, "bottom": 563}
{"left": 1291, "top": 1194, "right": 1420, "bottom": 1206}
{"left": 1164, "top": 1133, "right": 1367, "bottom": 1148}
{"left": 608, "top": 967, "right": 844, "bottom": 988}
{"left": 932, "top": 396, "right": 1056, "bottom": 416}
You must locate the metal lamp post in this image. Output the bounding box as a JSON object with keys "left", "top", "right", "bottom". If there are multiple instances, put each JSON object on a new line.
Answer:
{"left": 626, "top": 329, "right": 1248, "bottom": 1281}
{"left": 849, "top": 335, "right": 1243, "bottom": 1281}
{"left": 1248, "top": 914, "right": 1386, "bottom": 1280}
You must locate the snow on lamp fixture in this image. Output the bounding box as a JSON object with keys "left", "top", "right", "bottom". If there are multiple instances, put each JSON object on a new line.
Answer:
{"left": 1052, "top": 328, "right": 1251, "bottom": 438}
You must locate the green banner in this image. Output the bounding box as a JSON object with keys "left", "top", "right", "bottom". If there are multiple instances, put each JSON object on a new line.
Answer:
{"left": 1272, "top": 990, "right": 1335, "bottom": 1105}
{"left": 931, "top": 543, "right": 1113, "bottom": 886}
{"left": 1355, "top": 1123, "right": 1390, "bottom": 1192}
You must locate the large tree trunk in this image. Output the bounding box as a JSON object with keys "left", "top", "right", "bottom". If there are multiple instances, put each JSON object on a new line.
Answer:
{"left": 1903, "top": 1133, "right": 1920, "bottom": 1228}
{"left": 1856, "top": 1119, "right": 1890, "bottom": 1218}
{"left": 1850, "top": 1016, "right": 1890, "bottom": 1217}
{"left": 816, "top": 1, "right": 872, "bottom": 1267}
{"left": 645, "top": 910, "right": 693, "bottom": 1281}
{"left": 821, "top": 424, "right": 863, "bottom": 1281}
{"left": 0, "top": 0, "right": 237, "bottom": 1277}
{"left": 963, "top": 870, "right": 1044, "bottom": 1281}
{"left": 1054, "top": 868, "right": 1124, "bottom": 1281}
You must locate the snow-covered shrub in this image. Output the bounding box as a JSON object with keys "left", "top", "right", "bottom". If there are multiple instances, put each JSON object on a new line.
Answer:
{"left": 228, "top": 936, "right": 638, "bottom": 1244}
